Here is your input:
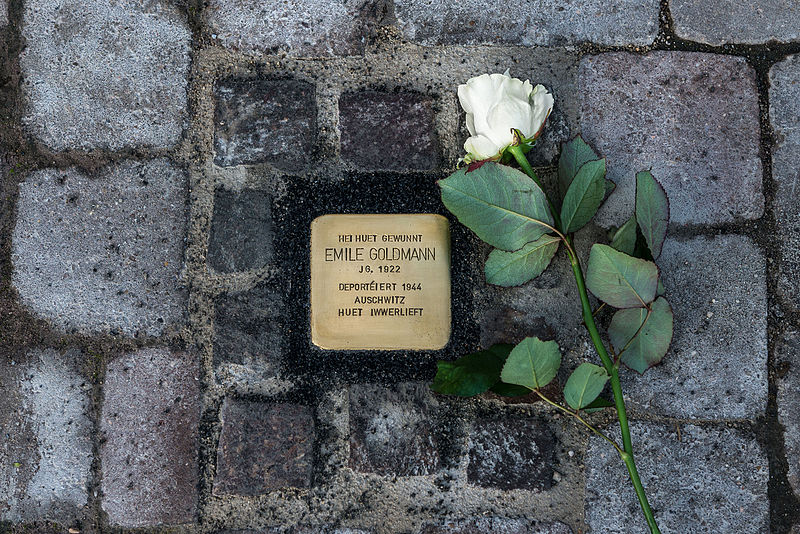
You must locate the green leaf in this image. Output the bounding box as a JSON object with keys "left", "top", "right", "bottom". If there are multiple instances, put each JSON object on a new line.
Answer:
{"left": 583, "top": 396, "right": 615, "bottom": 413}
{"left": 604, "top": 179, "right": 616, "bottom": 197}
{"left": 439, "top": 163, "right": 554, "bottom": 251}
{"left": 586, "top": 244, "right": 659, "bottom": 308}
{"left": 564, "top": 363, "right": 609, "bottom": 410}
{"left": 431, "top": 344, "right": 512, "bottom": 396}
{"left": 485, "top": 235, "right": 560, "bottom": 287}
{"left": 608, "top": 297, "right": 674, "bottom": 374}
{"left": 657, "top": 278, "right": 666, "bottom": 296}
{"left": 489, "top": 382, "right": 533, "bottom": 397}
{"left": 635, "top": 171, "right": 670, "bottom": 259}
{"left": 560, "top": 159, "right": 607, "bottom": 233}
{"left": 500, "top": 337, "right": 561, "bottom": 390}
{"left": 558, "top": 136, "right": 600, "bottom": 197}
{"left": 610, "top": 216, "right": 637, "bottom": 255}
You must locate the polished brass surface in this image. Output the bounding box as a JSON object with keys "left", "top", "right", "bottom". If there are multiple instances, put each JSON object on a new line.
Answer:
{"left": 310, "top": 214, "right": 451, "bottom": 350}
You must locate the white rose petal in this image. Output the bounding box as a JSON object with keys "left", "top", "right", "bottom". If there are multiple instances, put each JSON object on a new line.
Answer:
{"left": 458, "top": 71, "right": 554, "bottom": 163}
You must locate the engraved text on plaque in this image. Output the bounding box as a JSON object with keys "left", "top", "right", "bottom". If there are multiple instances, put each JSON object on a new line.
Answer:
{"left": 310, "top": 214, "right": 451, "bottom": 350}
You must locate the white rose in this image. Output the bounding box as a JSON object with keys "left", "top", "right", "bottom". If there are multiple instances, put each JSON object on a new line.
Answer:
{"left": 458, "top": 70, "right": 554, "bottom": 163}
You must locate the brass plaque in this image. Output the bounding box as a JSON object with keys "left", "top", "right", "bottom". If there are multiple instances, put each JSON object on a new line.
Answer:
{"left": 311, "top": 214, "right": 451, "bottom": 350}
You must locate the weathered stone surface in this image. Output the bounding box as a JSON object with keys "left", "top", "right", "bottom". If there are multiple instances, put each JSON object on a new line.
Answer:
{"left": 670, "top": 0, "right": 800, "bottom": 45}
{"left": 213, "top": 399, "right": 315, "bottom": 495}
{"left": 580, "top": 52, "right": 763, "bottom": 227}
{"left": 213, "top": 283, "right": 286, "bottom": 388}
{"left": 0, "top": 1, "right": 7, "bottom": 27}
{"left": 206, "top": 0, "right": 382, "bottom": 56}
{"left": 101, "top": 348, "right": 200, "bottom": 527}
{"left": 467, "top": 418, "right": 555, "bottom": 492}
{"left": 208, "top": 189, "right": 274, "bottom": 273}
{"left": 419, "top": 518, "right": 572, "bottom": 534}
{"left": 295, "top": 528, "right": 373, "bottom": 534}
{"left": 770, "top": 54, "right": 800, "bottom": 310}
{"left": 0, "top": 349, "right": 92, "bottom": 523}
{"left": 20, "top": 0, "right": 190, "bottom": 151}
{"left": 623, "top": 235, "right": 767, "bottom": 419}
{"left": 586, "top": 423, "right": 769, "bottom": 533}
{"left": 214, "top": 78, "right": 316, "bottom": 169}
{"left": 396, "top": 0, "right": 658, "bottom": 46}
{"left": 349, "top": 382, "right": 441, "bottom": 476}
{"left": 11, "top": 159, "right": 187, "bottom": 336}
{"left": 339, "top": 91, "right": 439, "bottom": 170}
{"left": 776, "top": 329, "right": 800, "bottom": 496}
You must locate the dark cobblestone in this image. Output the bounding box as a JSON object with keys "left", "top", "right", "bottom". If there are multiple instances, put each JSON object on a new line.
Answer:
{"left": 339, "top": 91, "right": 439, "bottom": 171}
{"left": 670, "top": 0, "right": 800, "bottom": 45}
{"left": 349, "top": 383, "right": 442, "bottom": 476}
{"left": 214, "top": 78, "right": 316, "bottom": 170}
{"left": 467, "top": 418, "right": 555, "bottom": 492}
{"left": 214, "top": 399, "right": 315, "bottom": 495}
{"left": 208, "top": 188, "right": 274, "bottom": 273}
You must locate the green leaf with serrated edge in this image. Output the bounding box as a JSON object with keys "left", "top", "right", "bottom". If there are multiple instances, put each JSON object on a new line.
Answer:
{"left": 564, "top": 363, "right": 609, "bottom": 410}
{"left": 490, "top": 382, "right": 533, "bottom": 397}
{"left": 611, "top": 216, "right": 637, "bottom": 255}
{"left": 439, "top": 163, "right": 554, "bottom": 252}
{"left": 608, "top": 297, "right": 674, "bottom": 374}
{"left": 585, "top": 244, "right": 658, "bottom": 308}
{"left": 500, "top": 337, "right": 561, "bottom": 390}
{"left": 485, "top": 235, "right": 560, "bottom": 287}
{"left": 635, "top": 171, "right": 670, "bottom": 259}
{"left": 583, "top": 396, "right": 615, "bottom": 413}
{"left": 431, "top": 344, "right": 513, "bottom": 397}
{"left": 560, "top": 159, "right": 607, "bottom": 233}
{"left": 558, "top": 136, "right": 600, "bottom": 197}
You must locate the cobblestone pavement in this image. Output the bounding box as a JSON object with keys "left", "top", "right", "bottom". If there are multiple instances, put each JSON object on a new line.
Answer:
{"left": 0, "top": 0, "right": 799, "bottom": 533}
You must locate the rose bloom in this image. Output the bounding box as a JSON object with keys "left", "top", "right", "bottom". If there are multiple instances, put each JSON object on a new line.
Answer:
{"left": 458, "top": 70, "right": 554, "bottom": 163}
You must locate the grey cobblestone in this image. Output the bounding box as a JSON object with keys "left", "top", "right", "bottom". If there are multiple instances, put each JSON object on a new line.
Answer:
{"left": 101, "top": 348, "right": 200, "bottom": 527}
{"left": 0, "top": 349, "right": 92, "bottom": 523}
{"left": 11, "top": 159, "right": 187, "bottom": 337}
{"left": 586, "top": 423, "right": 769, "bottom": 534}
{"left": 776, "top": 329, "right": 800, "bottom": 496}
{"left": 770, "top": 54, "right": 800, "bottom": 310}
{"left": 206, "top": 0, "right": 383, "bottom": 56}
{"left": 0, "top": 1, "right": 7, "bottom": 27}
{"left": 419, "top": 518, "right": 572, "bottom": 534}
{"left": 670, "top": 0, "right": 800, "bottom": 45}
{"left": 580, "top": 52, "right": 763, "bottom": 227}
{"left": 20, "top": 0, "right": 190, "bottom": 151}
{"left": 623, "top": 235, "right": 768, "bottom": 419}
{"left": 395, "top": 0, "right": 659, "bottom": 46}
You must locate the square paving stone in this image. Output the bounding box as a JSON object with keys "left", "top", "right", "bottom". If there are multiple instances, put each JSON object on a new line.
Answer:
{"left": 580, "top": 52, "right": 763, "bottom": 227}
{"left": 214, "top": 78, "right": 316, "bottom": 169}
{"left": 206, "top": 0, "right": 382, "bottom": 56}
{"left": 213, "top": 283, "right": 285, "bottom": 388}
{"left": 770, "top": 54, "right": 800, "bottom": 310}
{"left": 622, "top": 235, "right": 767, "bottom": 419}
{"left": 585, "top": 423, "right": 769, "bottom": 533}
{"left": 395, "top": 0, "right": 659, "bottom": 46}
{"left": 419, "top": 518, "right": 572, "bottom": 534}
{"left": 213, "top": 399, "right": 315, "bottom": 495}
{"left": 0, "top": 349, "right": 92, "bottom": 523}
{"left": 776, "top": 329, "right": 800, "bottom": 497}
{"left": 349, "top": 382, "right": 442, "bottom": 476}
{"left": 11, "top": 159, "right": 187, "bottom": 337}
{"left": 467, "top": 418, "right": 555, "bottom": 492}
{"left": 207, "top": 188, "right": 274, "bottom": 273}
{"left": 339, "top": 91, "right": 439, "bottom": 171}
{"left": 20, "top": 0, "right": 190, "bottom": 151}
{"left": 670, "top": 0, "right": 800, "bottom": 45}
{"left": 101, "top": 348, "right": 200, "bottom": 527}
